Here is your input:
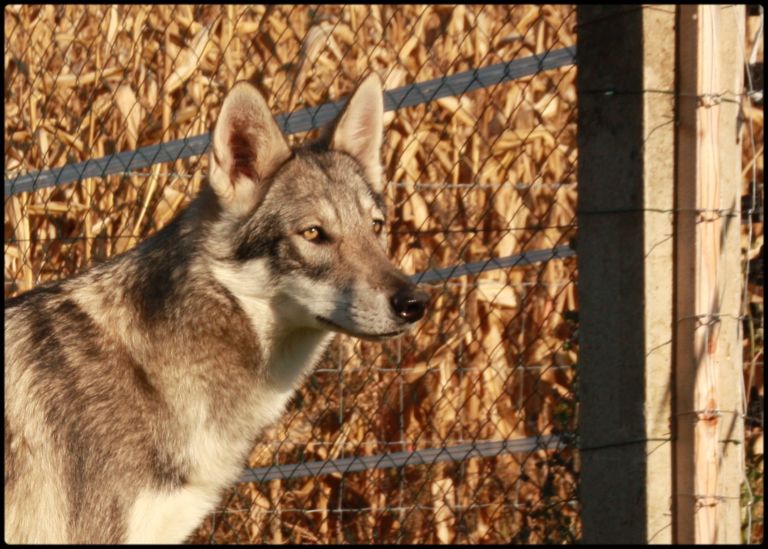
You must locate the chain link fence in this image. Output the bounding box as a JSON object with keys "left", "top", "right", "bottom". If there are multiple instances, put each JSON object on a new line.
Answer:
{"left": 5, "top": 4, "right": 765, "bottom": 545}
{"left": 5, "top": 4, "right": 583, "bottom": 544}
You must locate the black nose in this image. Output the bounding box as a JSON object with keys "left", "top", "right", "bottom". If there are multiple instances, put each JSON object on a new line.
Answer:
{"left": 390, "top": 286, "right": 429, "bottom": 323}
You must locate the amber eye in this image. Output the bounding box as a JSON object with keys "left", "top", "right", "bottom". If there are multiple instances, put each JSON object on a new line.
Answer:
{"left": 301, "top": 226, "right": 322, "bottom": 242}
{"left": 372, "top": 219, "right": 384, "bottom": 235}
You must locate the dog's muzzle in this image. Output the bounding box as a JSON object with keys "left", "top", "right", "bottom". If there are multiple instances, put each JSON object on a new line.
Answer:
{"left": 390, "top": 286, "right": 429, "bottom": 323}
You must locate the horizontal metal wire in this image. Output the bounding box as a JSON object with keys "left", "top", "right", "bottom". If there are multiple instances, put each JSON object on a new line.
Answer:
{"left": 238, "top": 434, "right": 564, "bottom": 483}
{"left": 312, "top": 362, "right": 576, "bottom": 375}
{"left": 232, "top": 498, "right": 579, "bottom": 517}
{"left": 3, "top": 46, "right": 576, "bottom": 196}
{"left": 228, "top": 500, "right": 578, "bottom": 516}
{"left": 412, "top": 245, "right": 575, "bottom": 284}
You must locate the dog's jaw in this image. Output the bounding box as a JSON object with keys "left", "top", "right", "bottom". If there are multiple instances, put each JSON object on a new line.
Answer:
{"left": 314, "top": 314, "right": 409, "bottom": 341}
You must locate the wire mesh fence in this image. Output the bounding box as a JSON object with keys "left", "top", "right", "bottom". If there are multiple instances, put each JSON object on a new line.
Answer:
{"left": 3, "top": 4, "right": 764, "bottom": 545}
{"left": 4, "top": 5, "right": 580, "bottom": 543}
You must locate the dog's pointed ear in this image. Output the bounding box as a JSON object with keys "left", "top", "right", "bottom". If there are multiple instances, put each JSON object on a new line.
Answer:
{"left": 329, "top": 74, "right": 384, "bottom": 192}
{"left": 209, "top": 82, "right": 292, "bottom": 214}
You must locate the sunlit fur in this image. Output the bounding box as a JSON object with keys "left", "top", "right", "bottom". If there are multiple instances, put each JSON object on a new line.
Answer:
{"left": 4, "top": 75, "right": 427, "bottom": 543}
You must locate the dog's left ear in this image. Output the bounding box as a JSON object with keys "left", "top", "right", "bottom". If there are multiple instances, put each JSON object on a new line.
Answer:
{"left": 329, "top": 74, "right": 384, "bottom": 192}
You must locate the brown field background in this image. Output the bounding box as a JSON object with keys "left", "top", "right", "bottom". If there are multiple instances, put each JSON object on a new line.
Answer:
{"left": 3, "top": 4, "right": 762, "bottom": 544}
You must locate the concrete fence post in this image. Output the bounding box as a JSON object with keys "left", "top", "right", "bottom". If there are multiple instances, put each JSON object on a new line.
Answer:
{"left": 577, "top": 5, "right": 677, "bottom": 543}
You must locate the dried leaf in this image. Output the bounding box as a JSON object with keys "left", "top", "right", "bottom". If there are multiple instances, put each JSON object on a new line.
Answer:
{"left": 165, "top": 25, "right": 210, "bottom": 93}
{"left": 475, "top": 279, "right": 518, "bottom": 308}
{"left": 114, "top": 84, "right": 141, "bottom": 147}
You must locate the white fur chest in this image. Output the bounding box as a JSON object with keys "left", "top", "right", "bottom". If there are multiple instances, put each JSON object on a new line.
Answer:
{"left": 125, "top": 386, "right": 296, "bottom": 543}
{"left": 124, "top": 333, "right": 332, "bottom": 543}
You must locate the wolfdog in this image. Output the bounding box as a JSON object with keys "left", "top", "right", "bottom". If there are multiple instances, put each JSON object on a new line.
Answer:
{"left": 4, "top": 74, "right": 428, "bottom": 543}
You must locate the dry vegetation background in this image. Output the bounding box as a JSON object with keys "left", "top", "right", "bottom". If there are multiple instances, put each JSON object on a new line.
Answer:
{"left": 3, "top": 4, "right": 762, "bottom": 545}
{"left": 743, "top": 10, "right": 764, "bottom": 544}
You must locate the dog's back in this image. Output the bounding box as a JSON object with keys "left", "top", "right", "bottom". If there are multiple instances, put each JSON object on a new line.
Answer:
{"left": 5, "top": 271, "right": 160, "bottom": 543}
{"left": 4, "top": 219, "right": 260, "bottom": 542}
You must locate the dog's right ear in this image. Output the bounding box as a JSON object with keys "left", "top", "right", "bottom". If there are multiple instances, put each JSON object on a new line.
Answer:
{"left": 209, "top": 82, "right": 292, "bottom": 215}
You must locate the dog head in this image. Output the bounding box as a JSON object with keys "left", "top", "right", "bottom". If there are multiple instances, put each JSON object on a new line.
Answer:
{"left": 205, "top": 75, "right": 428, "bottom": 340}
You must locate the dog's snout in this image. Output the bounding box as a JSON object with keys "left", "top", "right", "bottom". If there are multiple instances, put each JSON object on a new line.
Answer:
{"left": 390, "top": 286, "right": 428, "bottom": 323}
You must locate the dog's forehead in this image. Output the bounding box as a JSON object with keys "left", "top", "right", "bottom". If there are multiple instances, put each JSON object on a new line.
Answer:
{"left": 275, "top": 151, "right": 382, "bottom": 216}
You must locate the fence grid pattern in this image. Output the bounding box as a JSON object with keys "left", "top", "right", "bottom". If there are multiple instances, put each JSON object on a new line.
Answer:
{"left": 7, "top": 4, "right": 760, "bottom": 544}
{"left": 4, "top": 6, "right": 581, "bottom": 543}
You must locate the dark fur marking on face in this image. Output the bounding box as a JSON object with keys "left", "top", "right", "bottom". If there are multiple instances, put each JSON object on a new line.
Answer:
{"left": 270, "top": 239, "right": 331, "bottom": 280}
{"left": 368, "top": 186, "right": 386, "bottom": 214}
{"left": 234, "top": 212, "right": 283, "bottom": 261}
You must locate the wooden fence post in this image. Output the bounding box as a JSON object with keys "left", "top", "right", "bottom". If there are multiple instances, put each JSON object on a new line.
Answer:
{"left": 577, "top": 5, "right": 677, "bottom": 544}
{"left": 674, "top": 5, "right": 745, "bottom": 543}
